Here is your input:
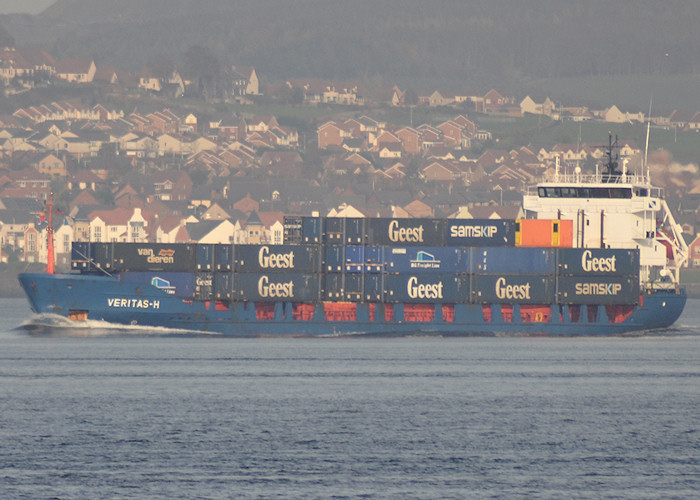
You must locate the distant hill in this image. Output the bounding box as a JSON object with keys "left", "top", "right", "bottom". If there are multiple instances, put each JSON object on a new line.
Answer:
{"left": 3, "top": 0, "right": 700, "bottom": 105}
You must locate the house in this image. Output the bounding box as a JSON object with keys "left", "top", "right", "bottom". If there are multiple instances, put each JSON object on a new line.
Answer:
{"left": 317, "top": 121, "right": 352, "bottom": 149}
{"left": 474, "top": 89, "right": 514, "bottom": 114}
{"left": 232, "top": 194, "right": 260, "bottom": 215}
{"left": 419, "top": 159, "right": 463, "bottom": 183}
{"left": 153, "top": 216, "right": 190, "bottom": 243}
{"left": 88, "top": 207, "right": 150, "bottom": 243}
{"left": 688, "top": 234, "right": 700, "bottom": 268}
{"left": 55, "top": 58, "right": 96, "bottom": 83}
{"left": 150, "top": 171, "right": 193, "bottom": 201}
{"left": 158, "top": 133, "right": 190, "bottom": 156}
{"left": 403, "top": 199, "right": 434, "bottom": 218}
{"left": 199, "top": 201, "right": 230, "bottom": 221}
{"left": 68, "top": 169, "right": 104, "bottom": 191}
{"left": 186, "top": 219, "right": 235, "bottom": 244}
{"left": 240, "top": 211, "right": 266, "bottom": 244}
{"left": 230, "top": 66, "right": 260, "bottom": 96}
{"left": 0, "top": 168, "right": 51, "bottom": 201}
{"left": 36, "top": 153, "right": 67, "bottom": 177}
{"left": 437, "top": 120, "right": 468, "bottom": 148}
{"left": 520, "top": 96, "right": 556, "bottom": 117}
{"left": 396, "top": 127, "right": 421, "bottom": 154}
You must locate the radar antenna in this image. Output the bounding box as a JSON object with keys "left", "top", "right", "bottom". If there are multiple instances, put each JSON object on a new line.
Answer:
{"left": 602, "top": 132, "right": 621, "bottom": 182}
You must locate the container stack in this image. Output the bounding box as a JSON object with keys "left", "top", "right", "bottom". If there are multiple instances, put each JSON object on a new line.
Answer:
{"left": 70, "top": 216, "right": 640, "bottom": 309}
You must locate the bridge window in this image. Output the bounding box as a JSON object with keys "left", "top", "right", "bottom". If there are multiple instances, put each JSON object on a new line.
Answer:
{"left": 538, "top": 186, "right": 632, "bottom": 199}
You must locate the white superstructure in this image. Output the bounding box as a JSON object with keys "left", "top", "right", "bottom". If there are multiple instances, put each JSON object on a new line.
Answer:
{"left": 523, "top": 139, "right": 687, "bottom": 290}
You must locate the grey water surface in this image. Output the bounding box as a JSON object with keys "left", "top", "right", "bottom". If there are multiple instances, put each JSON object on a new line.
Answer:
{"left": 1, "top": 298, "right": 699, "bottom": 499}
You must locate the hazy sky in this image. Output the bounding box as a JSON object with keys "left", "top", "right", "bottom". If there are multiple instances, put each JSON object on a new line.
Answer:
{"left": 0, "top": 0, "right": 54, "bottom": 14}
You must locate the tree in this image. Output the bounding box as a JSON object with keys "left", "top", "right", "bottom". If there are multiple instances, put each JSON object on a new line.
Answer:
{"left": 147, "top": 54, "right": 176, "bottom": 89}
{"left": 404, "top": 88, "right": 419, "bottom": 106}
{"left": 0, "top": 24, "right": 14, "bottom": 47}
{"left": 183, "top": 45, "right": 220, "bottom": 99}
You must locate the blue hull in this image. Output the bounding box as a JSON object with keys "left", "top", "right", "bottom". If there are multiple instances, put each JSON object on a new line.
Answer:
{"left": 18, "top": 273, "right": 686, "bottom": 336}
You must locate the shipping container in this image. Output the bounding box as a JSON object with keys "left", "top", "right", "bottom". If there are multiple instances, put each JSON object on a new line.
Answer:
{"left": 324, "top": 245, "right": 345, "bottom": 272}
{"left": 471, "top": 247, "right": 556, "bottom": 275}
{"left": 195, "top": 272, "right": 214, "bottom": 300}
{"left": 322, "top": 273, "right": 363, "bottom": 301}
{"left": 383, "top": 274, "right": 467, "bottom": 303}
{"left": 363, "top": 246, "right": 385, "bottom": 273}
{"left": 71, "top": 242, "right": 91, "bottom": 270}
{"left": 340, "top": 245, "right": 384, "bottom": 273}
{"left": 557, "top": 248, "right": 640, "bottom": 276}
{"left": 557, "top": 276, "right": 639, "bottom": 305}
{"left": 515, "top": 219, "right": 573, "bottom": 247}
{"left": 322, "top": 273, "right": 346, "bottom": 300}
{"left": 445, "top": 219, "right": 516, "bottom": 247}
{"left": 91, "top": 242, "right": 114, "bottom": 270}
{"left": 231, "top": 273, "right": 318, "bottom": 302}
{"left": 322, "top": 273, "right": 384, "bottom": 302}
{"left": 471, "top": 275, "right": 553, "bottom": 304}
{"left": 302, "top": 216, "right": 323, "bottom": 243}
{"left": 234, "top": 244, "right": 320, "bottom": 273}
{"left": 367, "top": 218, "right": 446, "bottom": 246}
{"left": 283, "top": 216, "right": 303, "bottom": 244}
{"left": 119, "top": 271, "right": 195, "bottom": 299}
{"left": 112, "top": 243, "right": 196, "bottom": 272}
{"left": 384, "top": 246, "right": 469, "bottom": 274}
{"left": 344, "top": 245, "right": 364, "bottom": 273}
{"left": 196, "top": 244, "right": 215, "bottom": 271}
{"left": 324, "top": 217, "right": 365, "bottom": 244}
{"left": 214, "top": 244, "right": 233, "bottom": 272}
{"left": 363, "top": 274, "right": 384, "bottom": 302}
{"left": 214, "top": 272, "right": 232, "bottom": 300}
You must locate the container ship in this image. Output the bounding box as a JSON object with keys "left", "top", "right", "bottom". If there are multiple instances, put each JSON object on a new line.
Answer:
{"left": 19, "top": 140, "right": 687, "bottom": 336}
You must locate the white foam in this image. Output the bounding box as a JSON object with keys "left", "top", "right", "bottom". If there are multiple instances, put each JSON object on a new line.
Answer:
{"left": 18, "top": 313, "right": 217, "bottom": 337}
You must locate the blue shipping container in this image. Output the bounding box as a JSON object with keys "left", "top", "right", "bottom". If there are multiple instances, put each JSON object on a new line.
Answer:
{"left": 196, "top": 244, "right": 215, "bottom": 271}
{"left": 445, "top": 219, "right": 515, "bottom": 247}
{"left": 71, "top": 242, "right": 91, "bottom": 270}
{"left": 557, "top": 276, "right": 639, "bottom": 305}
{"left": 324, "top": 246, "right": 345, "bottom": 272}
{"left": 214, "top": 244, "right": 233, "bottom": 272}
{"left": 367, "top": 218, "right": 446, "bottom": 246}
{"left": 383, "top": 274, "right": 467, "bottom": 303}
{"left": 232, "top": 273, "right": 318, "bottom": 302}
{"left": 557, "top": 248, "right": 640, "bottom": 277}
{"left": 112, "top": 243, "right": 196, "bottom": 272}
{"left": 324, "top": 217, "right": 366, "bottom": 244}
{"left": 471, "top": 247, "right": 556, "bottom": 275}
{"left": 214, "top": 272, "right": 232, "bottom": 300}
{"left": 363, "top": 274, "right": 384, "bottom": 302}
{"left": 119, "top": 271, "right": 196, "bottom": 299}
{"left": 302, "top": 216, "right": 323, "bottom": 243}
{"left": 385, "top": 246, "right": 469, "bottom": 274}
{"left": 471, "top": 275, "right": 553, "bottom": 304}
{"left": 91, "top": 242, "right": 114, "bottom": 270}
{"left": 344, "top": 245, "right": 364, "bottom": 273}
{"left": 234, "top": 244, "right": 319, "bottom": 273}
{"left": 195, "top": 272, "right": 214, "bottom": 300}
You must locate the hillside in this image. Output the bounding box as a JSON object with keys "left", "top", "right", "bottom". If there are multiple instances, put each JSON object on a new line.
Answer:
{"left": 2, "top": 0, "right": 700, "bottom": 109}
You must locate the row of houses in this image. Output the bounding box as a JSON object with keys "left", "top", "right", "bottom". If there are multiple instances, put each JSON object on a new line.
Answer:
{"left": 1, "top": 46, "right": 260, "bottom": 99}
{"left": 318, "top": 114, "right": 484, "bottom": 155}
{"left": 521, "top": 95, "right": 700, "bottom": 129}
{"left": 1, "top": 185, "right": 530, "bottom": 268}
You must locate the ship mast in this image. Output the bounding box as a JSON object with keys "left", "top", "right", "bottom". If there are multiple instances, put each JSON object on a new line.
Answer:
{"left": 37, "top": 192, "right": 62, "bottom": 274}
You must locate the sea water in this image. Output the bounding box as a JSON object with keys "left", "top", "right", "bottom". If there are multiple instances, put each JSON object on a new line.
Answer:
{"left": 1, "top": 298, "right": 699, "bottom": 499}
